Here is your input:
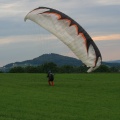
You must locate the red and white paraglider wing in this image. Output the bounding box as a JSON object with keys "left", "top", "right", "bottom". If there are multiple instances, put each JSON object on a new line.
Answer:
{"left": 25, "top": 7, "right": 102, "bottom": 72}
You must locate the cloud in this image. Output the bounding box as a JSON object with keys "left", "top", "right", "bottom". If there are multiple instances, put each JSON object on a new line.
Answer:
{"left": 97, "top": 0, "right": 120, "bottom": 5}
{"left": 96, "top": 40, "right": 120, "bottom": 61}
{"left": 0, "top": 0, "right": 120, "bottom": 66}
{"left": 0, "top": 34, "right": 57, "bottom": 45}
{"left": 1, "top": 33, "right": 119, "bottom": 46}
{"left": 93, "top": 34, "right": 120, "bottom": 41}
{"left": 0, "top": 34, "right": 69, "bottom": 66}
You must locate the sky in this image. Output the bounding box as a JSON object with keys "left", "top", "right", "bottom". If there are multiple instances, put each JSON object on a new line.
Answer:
{"left": 0, "top": 0, "right": 120, "bottom": 67}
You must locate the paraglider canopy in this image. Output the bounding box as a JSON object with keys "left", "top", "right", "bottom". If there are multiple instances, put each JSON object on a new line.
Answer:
{"left": 25, "top": 7, "right": 102, "bottom": 72}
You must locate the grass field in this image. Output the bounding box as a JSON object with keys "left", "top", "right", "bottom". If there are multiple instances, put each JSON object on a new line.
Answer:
{"left": 0, "top": 73, "right": 120, "bottom": 120}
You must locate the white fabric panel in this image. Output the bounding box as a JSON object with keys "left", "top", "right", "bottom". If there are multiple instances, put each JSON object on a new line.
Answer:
{"left": 25, "top": 8, "right": 102, "bottom": 72}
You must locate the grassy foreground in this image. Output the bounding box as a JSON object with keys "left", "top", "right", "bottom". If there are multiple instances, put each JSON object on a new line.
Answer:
{"left": 0, "top": 73, "right": 120, "bottom": 120}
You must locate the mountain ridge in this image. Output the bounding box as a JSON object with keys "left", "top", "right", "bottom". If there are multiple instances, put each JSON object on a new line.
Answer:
{"left": 2, "top": 53, "right": 120, "bottom": 70}
{"left": 3, "top": 53, "right": 82, "bottom": 68}
{"left": 105, "top": 60, "right": 120, "bottom": 63}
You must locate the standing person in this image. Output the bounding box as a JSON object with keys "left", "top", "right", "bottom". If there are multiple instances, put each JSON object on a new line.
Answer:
{"left": 47, "top": 71, "right": 54, "bottom": 86}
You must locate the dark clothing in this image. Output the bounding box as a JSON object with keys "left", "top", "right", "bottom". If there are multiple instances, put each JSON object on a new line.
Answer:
{"left": 47, "top": 72, "right": 54, "bottom": 86}
{"left": 47, "top": 73, "right": 54, "bottom": 81}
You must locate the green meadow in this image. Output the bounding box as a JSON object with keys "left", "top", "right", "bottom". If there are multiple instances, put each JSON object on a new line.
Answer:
{"left": 0, "top": 73, "right": 120, "bottom": 120}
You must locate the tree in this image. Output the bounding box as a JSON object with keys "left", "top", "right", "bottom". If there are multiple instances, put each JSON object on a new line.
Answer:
{"left": 59, "top": 65, "right": 74, "bottom": 73}
{"left": 94, "top": 65, "right": 111, "bottom": 72}
{"left": 110, "top": 67, "right": 119, "bottom": 72}
{"left": 24, "top": 66, "right": 38, "bottom": 73}
{"left": 40, "top": 62, "right": 58, "bottom": 73}
{"left": 9, "top": 67, "right": 24, "bottom": 73}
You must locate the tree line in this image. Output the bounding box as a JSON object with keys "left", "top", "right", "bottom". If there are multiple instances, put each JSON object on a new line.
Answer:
{"left": 8, "top": 62, "right": 120, "bottom": 73}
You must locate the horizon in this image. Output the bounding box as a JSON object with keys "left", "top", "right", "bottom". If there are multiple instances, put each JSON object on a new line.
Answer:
{"left": 1, "top": 53, "right": 120, "bottom": 68}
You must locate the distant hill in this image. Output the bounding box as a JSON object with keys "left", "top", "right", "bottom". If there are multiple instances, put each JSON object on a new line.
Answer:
{"left": 2, "top": 53, "right": 120, "bottom": 71}
{"left": 105, "top": 60, "right": 120, "bottom": 63}
{"left": 102, "top": 62, "right": 120, "bottom": 67}
{"left": 4, "top": 53, "right": 82, "bottom": 69}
